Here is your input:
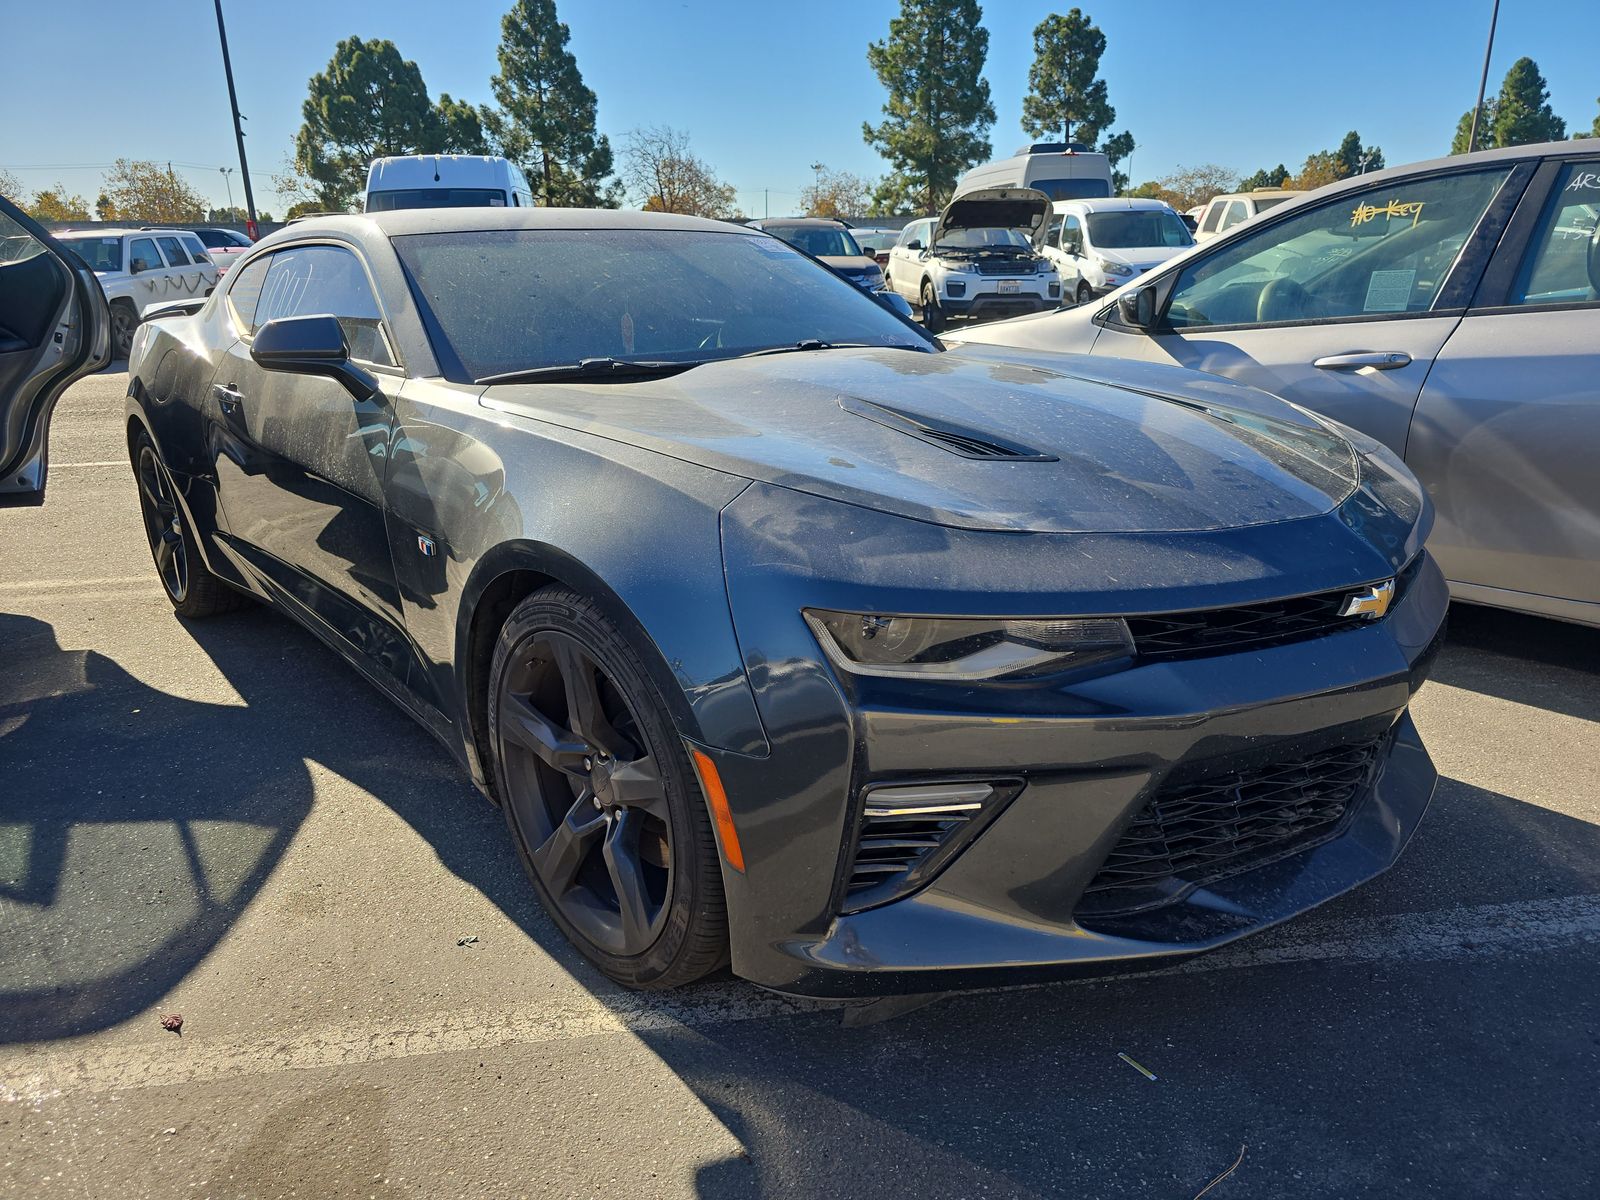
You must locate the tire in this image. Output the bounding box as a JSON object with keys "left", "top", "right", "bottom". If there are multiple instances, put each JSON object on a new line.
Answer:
{"left": 110, "top": 301, "right": 137, "bottom": 359}
{"left": 920, "top": 280, "right": 945, "bottom": 333}
{"left": 131, "top": 429, "right": 248, "bottom": 618}
{"left": 488, "top": 586, "right": 728, "bottom": 989}
{"left": 1075, "top": 281, "right": 1093, "bottom": 306}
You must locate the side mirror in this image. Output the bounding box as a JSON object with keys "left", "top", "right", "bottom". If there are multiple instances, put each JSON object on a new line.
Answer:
{"left": 905, "top": 239, "right": 922, "bottom": 251}
{"left": 251, "top": 314, "right": 377, "bottom": 400}
{"left": 875, "top": 291, "right": 915, "bottom": 319}
{"left": 1117, "top": 285, "right": 1158, "bottom": 331}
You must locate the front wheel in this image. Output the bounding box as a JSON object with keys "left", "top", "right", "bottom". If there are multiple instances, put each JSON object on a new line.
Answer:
{"left": 488, "top": 587, "right": 728, "bottom": 989}
{"left": 1075, "top": 281, "right": 1093, "bottom": 306}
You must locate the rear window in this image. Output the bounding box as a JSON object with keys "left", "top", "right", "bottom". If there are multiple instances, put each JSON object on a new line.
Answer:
{"left": 366, "top": 188, "right": 508, "bottom": 212}
{"left": 57, "top": 235, "right": 122, "bottom": 273}
{"left": 1030, "top": 177, "right": 1113, "bottom": 201}
{"left": 763, "top": 226, "right": 863, "bottom": 258}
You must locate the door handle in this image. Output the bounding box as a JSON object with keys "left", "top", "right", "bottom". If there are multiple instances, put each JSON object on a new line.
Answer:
{"left": 1312, "top": 351, "right": 1412, "bottom": 371}
{"left": 212, "top": 383, "right": 245, "bottom": 415}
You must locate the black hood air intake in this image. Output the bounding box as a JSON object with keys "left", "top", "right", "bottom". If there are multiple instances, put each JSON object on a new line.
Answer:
{"left": 837, "top": 395, "right": 1058, "bottom": 462}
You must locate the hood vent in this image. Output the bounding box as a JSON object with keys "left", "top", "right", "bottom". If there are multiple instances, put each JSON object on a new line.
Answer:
{"left": 838, "top": 395, "right": 1058, "bottom": 462}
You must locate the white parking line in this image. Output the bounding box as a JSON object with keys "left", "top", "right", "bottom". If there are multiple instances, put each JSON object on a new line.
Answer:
{"left": 0, "top": 576, "right": 151, "bottom": 593}
{"left": 50, "top": 461, "right": 126, "bottom": 469}
{"left": 6, "top": 892, "right": 1598, "bottom": 1101}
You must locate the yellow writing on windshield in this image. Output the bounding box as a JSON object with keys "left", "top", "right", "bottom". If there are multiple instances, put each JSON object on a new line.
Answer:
{"left": 1350, "top": 199, "right": 1425, "bottom": 229}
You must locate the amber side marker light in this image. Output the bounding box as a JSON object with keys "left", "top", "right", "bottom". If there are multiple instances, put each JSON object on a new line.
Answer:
{"left": 690, "top": 747, "right": 745, "bottom": 873}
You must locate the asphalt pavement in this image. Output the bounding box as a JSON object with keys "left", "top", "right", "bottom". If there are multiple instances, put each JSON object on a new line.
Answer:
{"left": 3, "top": 367, "right": 1598, "bottom": 1199}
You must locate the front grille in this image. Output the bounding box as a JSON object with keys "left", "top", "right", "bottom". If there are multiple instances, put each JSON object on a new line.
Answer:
{"left": 975, "top": 259, "right": 1034, "bottom": 276}
{"left": 1079, "top": 736, "right": 1388, "bottom": 917}
{"left": 1126, "top": 555, "right": 1424, "bottom": 662}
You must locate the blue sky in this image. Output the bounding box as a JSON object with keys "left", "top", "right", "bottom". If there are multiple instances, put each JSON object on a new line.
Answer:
{"left": 3, "top": 0, "right": 1595, "bottom": 216}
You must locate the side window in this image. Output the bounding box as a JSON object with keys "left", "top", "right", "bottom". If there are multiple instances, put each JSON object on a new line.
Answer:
{"left": 225, "top": 255, "right": 271, "bottom": 331}
{"left": 155, "top": 236, "right": 190, "bottom": 267}
{"left": 1062, "top": 215, "right": 1083, "bottom": 254}
{"left": 1164, "top": 168, "right": 1511, "bottom": 330}
{"left": 1045, "top": 214, "right": 1064, "bottom": 247}
{"left": 197, "top": 229, "right": 229, "bottom": 248}
{"left": 1220, "top": 200, "right": 1250, "bottom": 232}
{"left": 128, "top": 237, "right": 161, "bottom": 273}
{"left": 1508, "top": 162, "right": 1600, "bottom": 308}
{"left": 181, "top": 234, "right": 212, "bottom": 265}
{"left": 1199, "top": 202, "right": 1224, "bottom": 235}
{"left": 255, "top": 244, "right": 396, "bottom": 367}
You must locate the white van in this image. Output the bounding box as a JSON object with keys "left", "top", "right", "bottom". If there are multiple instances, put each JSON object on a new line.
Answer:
{"left": 1040, "top": 197, "right": 1194, "bottom": 305}
{"left": 364, "top": 155, "right": 535, "bottom": 212}
{"left": 956, "top": 142, "right": 1114, "bottom": 203}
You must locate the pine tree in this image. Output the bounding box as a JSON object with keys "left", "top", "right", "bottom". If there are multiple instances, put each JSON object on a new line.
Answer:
{"left": 1491, "top": 57, "right": 1566, "bottom": 147}
{"left": 1239, "top": 164, "right": 1290, "bottom": 190}
{"left": 489, "top": 0, "right": 619, "bottom": 207}
{"left": 294, "top": 38, "right": 443, "bottom": 210}
{"left": 1451, "top": 103, "right": 1496, "bottom": 154}
{"left": 1021, "top": 8, "right": 1114, "bottom": 146}
{"left": 1100, "top": 130, "right": 1135, "bottom": 193}
{"left": 863, "top": 0, "right": 995, "bottom": 214}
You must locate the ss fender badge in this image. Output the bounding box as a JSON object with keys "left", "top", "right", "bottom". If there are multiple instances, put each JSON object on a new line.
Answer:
{"left": 1339, "top": 578, "right": 1395, "bottom": 620}
{"left": 416, "top": 534, "right": 437, "bottom": 558}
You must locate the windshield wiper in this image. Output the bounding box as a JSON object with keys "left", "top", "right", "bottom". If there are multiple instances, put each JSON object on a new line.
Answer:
{"left": 475, "top": 357, "right": 700, "bottom": 385}
{"left": 734, "top": 340, "right": 927, "bottom": 360}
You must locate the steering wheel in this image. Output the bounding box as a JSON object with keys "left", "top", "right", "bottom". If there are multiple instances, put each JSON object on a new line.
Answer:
{"left": 1256, "top": 275, "right": 1318, "bottom": 323}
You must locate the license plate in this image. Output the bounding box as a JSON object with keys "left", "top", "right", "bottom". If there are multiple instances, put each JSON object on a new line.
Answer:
{"left": 998, "top": 280, "right": 1021, "bottom": 294}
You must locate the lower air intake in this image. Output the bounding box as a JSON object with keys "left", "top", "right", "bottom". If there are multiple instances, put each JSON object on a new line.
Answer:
{"left": 842, "top": 780, "right": 1017, "bottom": 913}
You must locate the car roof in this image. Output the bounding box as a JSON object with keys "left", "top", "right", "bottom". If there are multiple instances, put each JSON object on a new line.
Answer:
{"left": 275, "top": 208, "right": 762, "bottom": 241}
{"left": 56, "top": 228, "right": 146, "bottom": 238}
{"left": 1056, "top": 198, "right": 1175, "bottom": 213}
{"left": 750, "top": 217, "right": 846, "bottom": 229}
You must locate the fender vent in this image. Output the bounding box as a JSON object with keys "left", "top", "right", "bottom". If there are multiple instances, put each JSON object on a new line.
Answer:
{"left": 838, "top": 395, "right": 1057, "bottom": 461}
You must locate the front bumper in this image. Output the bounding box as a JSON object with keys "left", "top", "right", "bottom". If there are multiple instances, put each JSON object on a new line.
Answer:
{"left": 707, "top": 483, "right": 1446, "bottom": 996}
{"left": 941, "top": 291, "right": 1055, "bottom": 321}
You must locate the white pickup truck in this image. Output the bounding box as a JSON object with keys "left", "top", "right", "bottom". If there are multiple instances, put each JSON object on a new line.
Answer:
{"left": 54, "top": 228, "right": 216, "bottom": 357}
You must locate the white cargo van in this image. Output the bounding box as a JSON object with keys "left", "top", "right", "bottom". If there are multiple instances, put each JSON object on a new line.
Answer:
{"left": 364, "top": 155, "right": 535, "bottom": 212}
{"left": 956, "top": 142, "right": 1114, "bottom": 203}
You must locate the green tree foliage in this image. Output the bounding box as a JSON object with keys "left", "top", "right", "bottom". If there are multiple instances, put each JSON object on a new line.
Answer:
{"left": 28, "top": 183, "right": 91, "bottom": 222}
{"left": 863, "top": 0, "right": 995, "bottom": 214}
{"left": 1021, "top": 8, "right": 1113, "bottom": 145}
{"left": 1239, "top": 164, "right": 1290, "bottom": 190}
{"left": 1581, "top": 97, "right": 1600, "bottom": 139}
{"left": 435, "top": 93, "right": 489, "bottom": 155}
{"left": 95, "top": 192, "right": 117, "bottom": 221}
{"left": 1292, "top": 131, "right": 1381, "bottom": 189}
{"left": 1491, "top": 57, "right": 1566, "bottom": 147}
{"left": 488, "top": 0, "right": 619, "bottom": 207}
{"left": 1100, "top": 129, "right": 1135, "bottom": 193}
{"left": 99, "top": 160, "right": 205, "bottom": 222}
{"left": 1451, "top": 104, "right": 1494, "bottom": 154}
{"left": 294, "top": 37, "right": 446, "bottom": 210}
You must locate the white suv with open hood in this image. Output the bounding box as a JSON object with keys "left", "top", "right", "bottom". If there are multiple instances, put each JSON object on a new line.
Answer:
{"left": 885, "top": 187, "right": 1061, "bottom": 331}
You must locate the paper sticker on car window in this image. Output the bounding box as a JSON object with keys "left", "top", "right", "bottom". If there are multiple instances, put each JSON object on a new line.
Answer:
{"left": 102, "top": 238, "right": 118, "bottom": 245}
{"left": 1363, "top": 269, "right": 1415, "bottom": 312}
{"left": 490, "top": 197, "right": 505, "bottom": 206}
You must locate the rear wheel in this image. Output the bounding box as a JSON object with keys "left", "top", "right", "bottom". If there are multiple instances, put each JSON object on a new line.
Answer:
{"left": 920, "top": 280, "right": 945, "bottom": 333}
{"left": 132, "top": 430, "right": 246, "bottom": 618}
{"left": 488, "top": 587, "right": 728, "bottom": 989}
{"left": 110, "top": 301, "right": 136, "bottom": 359}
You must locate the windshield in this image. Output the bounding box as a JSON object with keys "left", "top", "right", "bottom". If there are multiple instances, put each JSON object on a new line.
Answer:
{"left": 852, "top": 231, "right": 897, "bottom": 252}
{"left": 393, "top": 228, "right": 933, "bottom": 381}
{"left": 57, "top": 235, "right": 122, "bottom": 272}
{"left": 1085, "top": 210, "right": 1194, "bottom": 250}
{"left": 366, "top": 188, "right": 509, "bottom": 212}
{"left": 935, "top": 227, "right": 1031, "bottom": 250}
{"left": 767, "top": 226, "right": 863, "bottom": 258}
{"left": 1031, "top": 178, "right": 1113, "bottom": 201}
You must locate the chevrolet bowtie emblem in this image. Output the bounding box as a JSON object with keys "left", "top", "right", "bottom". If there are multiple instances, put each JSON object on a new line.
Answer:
{"left": 1339, "top": 578, "right": 1396, "bottom": 620}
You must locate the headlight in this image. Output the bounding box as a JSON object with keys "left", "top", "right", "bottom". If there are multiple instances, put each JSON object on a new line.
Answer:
{"left": 804, "top": 610, "right": 1134, "bottom": 680}
{"left": 1098, "top": 259, "right": 1134, "bottom": 277}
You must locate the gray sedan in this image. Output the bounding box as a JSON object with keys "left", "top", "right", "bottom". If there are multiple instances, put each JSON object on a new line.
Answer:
{"left": 955, "top": 141, "right": 1600, "bottom": 629}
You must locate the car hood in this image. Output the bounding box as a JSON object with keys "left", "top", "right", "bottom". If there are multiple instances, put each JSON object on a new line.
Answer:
{"left": 1097, "top": 244, "right": 1190, "bottom": 269}
{"left": 936, "top": 187, "right": 1052, "bottom": 248}
{"left": 482, "top": 348, "right": 1360, "bottom": 534}
{"left": 820, "top": 255, "right": 880, "bottom": 274}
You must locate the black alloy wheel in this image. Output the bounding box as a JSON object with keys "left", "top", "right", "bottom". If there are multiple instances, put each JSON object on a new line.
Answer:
{"left": 490, "top": 588, "right": 727, "bottom": 988}
{"left": 920, "top": 280, "right": 945, "bottom": 333}
{"left": 131, "top": 431, "right": 247, "bottom": 618}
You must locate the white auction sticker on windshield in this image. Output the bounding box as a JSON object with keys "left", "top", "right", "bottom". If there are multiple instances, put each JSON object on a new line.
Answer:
{"left": 1363, "top": 269, "right": 1415, "bottom": 313}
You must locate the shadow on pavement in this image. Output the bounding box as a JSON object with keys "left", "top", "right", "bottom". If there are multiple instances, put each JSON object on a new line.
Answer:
{"left": 1432, "top": 602, "right": 1600, "bottom": 721}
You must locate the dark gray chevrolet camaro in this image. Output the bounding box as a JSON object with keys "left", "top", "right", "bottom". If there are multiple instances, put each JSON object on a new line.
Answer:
{"left": 122, "top": 208, "right": 1446, "bottom": 995}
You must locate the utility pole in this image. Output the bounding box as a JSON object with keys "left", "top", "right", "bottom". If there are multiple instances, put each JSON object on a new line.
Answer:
{"left": 1466, "top": 0, "right": 1501, "bottom": 155}
{"left": 213, "top": 0, "right": 260, "bottom": 239}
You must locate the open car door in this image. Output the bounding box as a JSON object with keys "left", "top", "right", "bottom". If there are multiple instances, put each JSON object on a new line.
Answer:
{"left": 0, "top": 194, "right": 110, "bottom": 503}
